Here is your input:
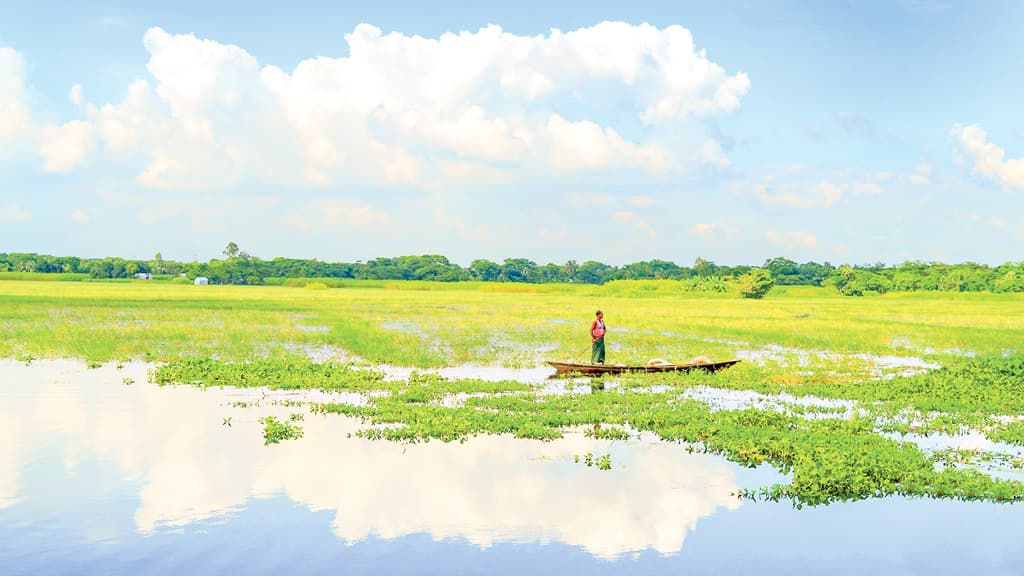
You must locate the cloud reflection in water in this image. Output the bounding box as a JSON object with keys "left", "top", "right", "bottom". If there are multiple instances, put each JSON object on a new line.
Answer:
{"left": 0, "top": 359, "right": 742, "bottom": 560}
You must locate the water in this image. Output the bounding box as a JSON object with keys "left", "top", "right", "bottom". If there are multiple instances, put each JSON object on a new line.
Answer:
{"left": 1, "top": 360, "right": 1023, "bottom": 575}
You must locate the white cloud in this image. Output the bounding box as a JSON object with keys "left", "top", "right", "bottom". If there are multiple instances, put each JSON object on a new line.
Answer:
{"left": 765, "top": 229, "right": 818, "bottom": 249}
{"left": 70, "top": 210, "right": 89, "bottom": 224}
{"left": 40, "top": 120, "right": 94, "bottom": 171}
{"left": 690, "top": 221, "right": 738, "bottom": 240}
{"left": 757, "top": 181, "right": 843, "bottom": 209}
{"left": 568, "top": 191, "right": 617, "bottom": 207}
{"left": 0, "top": 47, "right": 32, "bottom": 152}
{"left": 698, "top": 139, "right": 730, "bottom": 167}
{"left": 627, "top": 195, "right": 656, "bottom": 208}
{"left": 280, "top": 199, "right": 391, "bottom": 233}
{"left": 436, "top": 160, "right": 513, "bottom": 187}
{"left": 909, "top": 162, "right": 931, "bottom": 185}
{"left": 569, "top": 191, "right": 658, "bottom": 210}
{"left": 13, "top": 23, "right": 747, "bottom": 189}
{"left": 952, "top": 123, "right": 1024, "bottom": 189}
{"left": 0, "top": 202, "right": 31, "bottom": 222}
{"left": 851, "top": 182, "right": 883, "bottom": 195}
{"left": 613, "top": 211, "right": 657, "bottom": 239}
{"left": 546, "top": 114, "right": 667, "bottom": 171}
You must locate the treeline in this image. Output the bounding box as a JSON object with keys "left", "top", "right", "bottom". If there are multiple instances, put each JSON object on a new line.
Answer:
{"left": 1, "top": 250, "right": 1022, "bottom": 294}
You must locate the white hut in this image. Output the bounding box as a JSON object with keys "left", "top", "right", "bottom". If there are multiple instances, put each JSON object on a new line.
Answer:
{"left": 194, "top": 276, "right": 209, "bottom": 285}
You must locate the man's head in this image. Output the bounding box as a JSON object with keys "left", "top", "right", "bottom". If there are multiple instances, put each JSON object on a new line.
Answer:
{"left": 596, "top": 310, "right": 603, "bottom": 318}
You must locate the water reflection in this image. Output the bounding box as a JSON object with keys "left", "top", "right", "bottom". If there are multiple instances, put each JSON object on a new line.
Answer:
{"left": 0, "top": 359, "right": 745, "bottom": 560}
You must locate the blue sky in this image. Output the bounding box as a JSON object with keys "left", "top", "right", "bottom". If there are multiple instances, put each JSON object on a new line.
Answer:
{"left": 1, "top": 0, "right": 1022, "bottom": 265}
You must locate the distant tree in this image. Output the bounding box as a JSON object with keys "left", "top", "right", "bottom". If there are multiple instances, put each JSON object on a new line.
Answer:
{"left": 828, "top": 265, "right": 892, "bottom": 296}
{"left": 468, "top": 259, "right": 502, "bottom": 282}
{"left": 562, "top": 260, "right": 578, "bottom": 282}
{"left": 737, "top": 268, "right": 775, "bottom": 299}
{"left": 152, "top": 252, "right": 165, "bottom": 274}
{"left": 994, "top": 270, "right": 1024, "bottom": 292}
{"left": 537, "top": 263, "right": 569, "bottom": 283}
{"left": 693, "top": 257, "right": 718, "bottom": 277}
{"left": 500, "top": 258, "right": 539, "bottom": 283}
{"left": 575, "top": 260, "right": 614, "bottom": 284}
{"left": 223, "top": 242, "right": 241, "bottom": 259}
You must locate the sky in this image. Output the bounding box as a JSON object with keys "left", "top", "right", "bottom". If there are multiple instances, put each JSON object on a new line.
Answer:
{"left": 1, "top": 0, "right": 1022, "bottom": 266}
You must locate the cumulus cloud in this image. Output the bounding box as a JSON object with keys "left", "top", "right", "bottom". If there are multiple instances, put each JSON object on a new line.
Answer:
{"left": 627, "top": 195, "right": 656, "bottom": 208}
{"left": 757, "top": 181, "right": 843, "bottom": 209}
{"left": 613, "top": 211, "right": 657, "bottom": 239}
{"left": 952, "top": 123, "right": 1024, "bottom": 190}
{"left": 8, "top": 23, "right": 748, "bottom": 189}
{"left": 436, "top": 160, "right": 512, "bottom": 187}
{"left": 0, "top": 47, "right": 32, "bottom": 152}
{"left": 850, "top": 182, "right": 883, "bottom": 195}
{"left": 0, "top": 202, "right": 31, "bottom": 222}
{"left": 280, "top": 198, "right": 391, "bottom": 233}
{"left": 40, "top": 121, "right": 94, "bottom": 171}
{"left": 909, "top": 162, "right": 931, "bottom": 185}
{"left": 690, "top": 221, "right": 738, "bottom": 240}
{"left": 70, "top": 210, "right": 89, "bottom": 224}
{"left": 567, "top": 191, "right": 618, "bottom": 208}
{"left": 546, "top": 114, "right": 668, "bottom": 171}
{"left": 765, "top": 229, "right": 818, "bottom": 249}
{"left": 569, "top": 191, "right": 659, "bottom": 211}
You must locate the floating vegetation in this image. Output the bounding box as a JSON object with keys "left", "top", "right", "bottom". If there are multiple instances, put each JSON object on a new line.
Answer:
{"left": 575, "top": 452, "right": 613, "bottom": 470}
{"left": 151, "top": 355, "right": 1024, "bottom": 507}
{"left": 259, "top": 415, "right": 304, "bottom": 445}
{"left": 931, "top": 447, "right": 1024, "bottom": 471}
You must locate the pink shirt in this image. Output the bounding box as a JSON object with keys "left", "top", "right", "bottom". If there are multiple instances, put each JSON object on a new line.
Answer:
{"left": 591, "top": 319, "right": 606, "bottom": 338}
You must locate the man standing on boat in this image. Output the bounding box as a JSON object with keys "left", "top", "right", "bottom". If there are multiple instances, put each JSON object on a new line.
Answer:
{"left": 590, "top": 310, "right": 606, "bottom": 364}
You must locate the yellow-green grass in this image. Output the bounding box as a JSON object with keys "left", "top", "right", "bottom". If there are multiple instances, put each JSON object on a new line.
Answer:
{"left": 1, "top": 279, "right": 1020, "bottom": 366}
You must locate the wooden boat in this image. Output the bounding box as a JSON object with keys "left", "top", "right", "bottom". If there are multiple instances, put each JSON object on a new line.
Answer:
{"left": 545, "top": 359, "right": 741, "bottom": 376}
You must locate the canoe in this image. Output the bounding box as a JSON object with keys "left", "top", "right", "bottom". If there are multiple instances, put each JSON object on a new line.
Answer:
{"left": 545, "top": 359, "right": 741, "bottom": 376}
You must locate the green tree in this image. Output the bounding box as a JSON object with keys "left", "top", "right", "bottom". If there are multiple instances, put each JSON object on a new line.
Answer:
{"left": 561, "top": 260, "right": 578, "bottom": 282}
{"left": 151, "top": 252, "right": 165, "bottom": 274}
{"left": 693, "top": 257, "right": 718, "bottom": 277}
{"left": 223, "top": 242, "right": 241, "bottom": 259}
{"left": 575, "top": 260, "right": 614, "bottom": 284}
{"left": 468, "top": 259, "right": 502, "bottom": 281}
{"left": 737, "top": 268, "right": 775, "bottom": 299}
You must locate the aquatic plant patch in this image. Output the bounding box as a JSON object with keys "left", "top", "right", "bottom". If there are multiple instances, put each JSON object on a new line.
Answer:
{"left": 152, "top": 357, "right": 1024, "bottom": 507}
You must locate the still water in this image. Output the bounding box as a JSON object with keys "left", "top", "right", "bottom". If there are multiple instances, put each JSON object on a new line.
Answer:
{"left": 1, "top": 360, "right": 1022, "bottom": 575}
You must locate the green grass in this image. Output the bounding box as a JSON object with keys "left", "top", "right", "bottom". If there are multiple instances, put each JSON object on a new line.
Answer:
{"left": 0, "top": 272, "right": 91, "bottom": 282}
{"left": 1, "top": 280, "right": 1019, "bottom": 365}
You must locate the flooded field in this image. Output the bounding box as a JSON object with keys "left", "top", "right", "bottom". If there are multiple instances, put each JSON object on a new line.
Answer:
{"left": 2, "top": 360, "right": 1023, "bottom": 575}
